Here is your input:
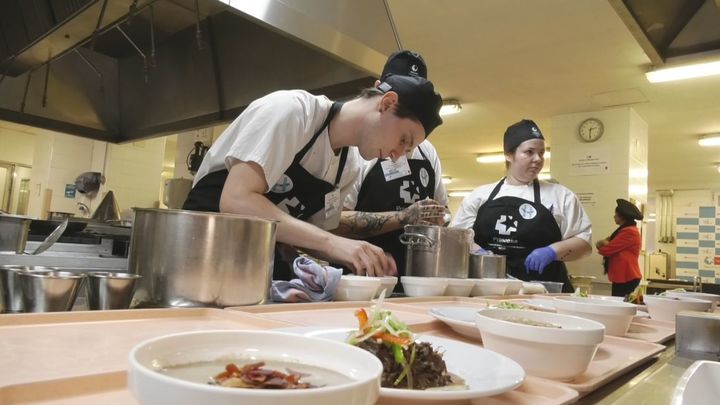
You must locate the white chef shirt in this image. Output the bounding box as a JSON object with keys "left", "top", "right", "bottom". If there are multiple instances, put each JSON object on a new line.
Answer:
{"left": 450, "top": 179, "right": 592, "bottom": 244}
{"left": 193, "top": 90, "right": 362, "bottom": 229}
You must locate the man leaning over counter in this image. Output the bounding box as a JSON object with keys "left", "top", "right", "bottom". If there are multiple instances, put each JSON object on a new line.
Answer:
{"left": 182, "top": 75, "right": 444, "bottom": 280}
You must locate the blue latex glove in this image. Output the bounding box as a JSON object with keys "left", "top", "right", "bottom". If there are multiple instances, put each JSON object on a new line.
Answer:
{"left": 525, "top": 246, "right": 557, "bottom": 274}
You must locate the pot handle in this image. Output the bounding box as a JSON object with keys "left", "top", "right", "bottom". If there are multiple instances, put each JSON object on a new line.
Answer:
{"left": 399, "top": 232, "right": 436, "bottom": 248}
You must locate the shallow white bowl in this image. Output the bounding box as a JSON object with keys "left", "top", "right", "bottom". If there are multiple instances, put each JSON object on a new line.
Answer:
{"left": 400, "top": 276, "right": 448, "bottom": 297}
{"left": 554, "top": 296, "right": 637, "bottom": 336}
{"left": 374, "top": 276, "right": 398, "bottom": 298}
{"left": 671, "top": 360, "right": 720, "bottom": 405}
{"left": 335, "top": 275, "right": 382, "bottom": 301}
{"left": 504, "top": 279, "right": 524, "bottom": 295}
{"left": 475, "top": 309, "right": 604, "bottom": 380}
{"left": 444, "top": 278, "right": 476, "bottom": 296}
{"left": 471, "top": 278, "right": 509, "bottom": 296}
{"left": 666, "top": 292, "right": 720, "bottom": 311}
{"left": 644, "top": 295, "right": 713, "bottom": 323}
{"left": 128, "top": 330, "right": 382, "bottom": 405}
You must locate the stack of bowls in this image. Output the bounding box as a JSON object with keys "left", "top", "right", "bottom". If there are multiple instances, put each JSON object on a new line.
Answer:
{"left": 665, "top": 291, "right": 720, "bottom": 311}
{"left": 400, "top": 276, "right": 448, "bottom": 297}
{"left": 335, "top": 275, "right": 382, "bottom": 301}
{"left": 86, "top": 272, "right": 142, "bottom": 310}
{"left": 18, "top": 269, "right": 85, "bottom": 312}
{"left": 0, "top": 265, "right": 26, "bottom": 313}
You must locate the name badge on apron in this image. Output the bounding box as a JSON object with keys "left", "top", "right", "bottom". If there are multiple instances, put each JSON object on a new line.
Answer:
{"left": 324, "top": 188, "right": 341, "bottom": 219}
{"left": 381, "top": 155, "right": 412, "bottom": 182}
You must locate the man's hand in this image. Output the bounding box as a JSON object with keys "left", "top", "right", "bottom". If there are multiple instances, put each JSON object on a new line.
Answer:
{"left": 399, "top": 198, "right": 445, "bottom": 226}
{"left": 525, "top": 246, "right": 557, "bottom": 274}
{"left": 327, "top": 236, "right": 397, "bottom": 276}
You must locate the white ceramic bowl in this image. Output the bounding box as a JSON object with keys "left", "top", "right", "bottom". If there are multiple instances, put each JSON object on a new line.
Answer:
{"left": 128, "top": 330, "right": 382, "bottom": 405}
{"left": 475, "top": 309, "right": 605, "bottom": 380}
{"left": 553, "top": 296, "right": 637, "bottom": 336}
{"left": 335, "top": 275, "right": 382, "bottom": 301}
{"left": 400, "top": 276, "right": 448, "bottom": 297}
{"left": 504, "top": 279, "right": 524, "bottom": 295}
{"left": 374, "top": 276, "right": 398, "bottom": 298}
{"left": 444, "top": 278, "right": 476, "bottom": 297}
{"left": 471, "top": 278, "right": 509, "bottom": 297}
{"left": 666, "top": 292, "right": 720, "bottom": 311}
{"left": 644, "top": 295, "right": 713, "bottom": 323}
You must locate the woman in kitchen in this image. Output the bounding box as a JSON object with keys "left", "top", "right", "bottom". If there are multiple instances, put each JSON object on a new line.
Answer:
{"left": 596, "top": 199, "right": 643, "bottom": 296}
{"left": 340, "top": 50, "right": 448, "bottom": 277}
{"left": 451, "top": 119, "right": 592, "bottom": 292}
{"left": 182, "top": 74, "right": 444, "bottom": 280}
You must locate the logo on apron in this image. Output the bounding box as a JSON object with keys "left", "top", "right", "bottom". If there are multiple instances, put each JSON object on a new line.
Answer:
{"left": 419, "top": 167, "right": 430, "bottom": 188}
{"left": 495, "top": 214, "right": 518, "bottom": 236}
{"left": 270, "top": 174, "right": 294, "bottom": 194}
{"left": 518, "top": 203, "right": 537, "bottom": 219}
{"left": 400, "top": 180, "right": 421, "bottom": 204}
{"left": 277, "top": 197, "right": 305, "bottom": 216}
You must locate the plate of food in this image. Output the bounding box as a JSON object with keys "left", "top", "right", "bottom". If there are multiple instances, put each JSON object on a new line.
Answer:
{"left": 282, "top": 299, "right": 525, "bottom": 401}
{"left": 428, "top": 302, "right": 531, "bottom": 340}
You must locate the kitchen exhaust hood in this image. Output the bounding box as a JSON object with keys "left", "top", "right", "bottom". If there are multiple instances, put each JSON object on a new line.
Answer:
{"left": 0, "top": 0, "right": 397, "bottom": 142}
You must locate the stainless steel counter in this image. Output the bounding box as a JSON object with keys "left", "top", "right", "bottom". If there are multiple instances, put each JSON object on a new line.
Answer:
{"left": 579, "top": 342, "right": 718, "bottom": 404}
{"left": 0, "top": 239, "right": 127, "bottom": 270}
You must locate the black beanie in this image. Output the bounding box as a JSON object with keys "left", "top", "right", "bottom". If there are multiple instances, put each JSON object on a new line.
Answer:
{"left": 381, "top": 50, "right": 428, "bottom": 81}
{"left": 503, "top": 119, "right": 545, "bottom": 153}
{"left": 377, "top": 75, "right": 443, "bottom": 136}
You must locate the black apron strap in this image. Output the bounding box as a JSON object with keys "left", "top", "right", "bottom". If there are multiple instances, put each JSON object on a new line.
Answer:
{"left": 487, "top": 178, "right": 506, "bottom": 201}
{"left": 293, "top": 101, "right": 343, "bottom": 165}
{"left": 416, "top": 143, "right": 429, "bottom": 160}
{"left": 533, "top": 179, "right": 541, "bottom": 203}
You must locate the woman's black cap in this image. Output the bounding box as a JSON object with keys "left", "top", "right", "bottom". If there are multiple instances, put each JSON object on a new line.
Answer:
{"left": 616, "top": 199, "right": 643, "bottom": 220}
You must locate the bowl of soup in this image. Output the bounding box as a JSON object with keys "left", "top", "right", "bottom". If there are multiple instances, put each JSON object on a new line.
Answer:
{"left": 129, "top": 330, "right": 382, "bottom": 405}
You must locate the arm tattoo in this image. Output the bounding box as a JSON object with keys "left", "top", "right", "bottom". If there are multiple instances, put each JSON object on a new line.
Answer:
{"left": 559, "top": 249, "right": 572, "bottom": 260}
{"left": 342, "top": 211, "right": 398, "bottom": 238}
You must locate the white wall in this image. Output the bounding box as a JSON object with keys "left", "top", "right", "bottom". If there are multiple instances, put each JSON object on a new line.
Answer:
{"left": 0, "top": 127, "right": 35, "bottom": 165}
{"left": 551, "top": 107, "right": 648, "bottom": 281}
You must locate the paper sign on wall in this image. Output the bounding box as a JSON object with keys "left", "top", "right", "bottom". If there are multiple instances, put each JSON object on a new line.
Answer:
{"left": 576, "top": 192, "right": 596, "bottom": 207}
{"left": 569, "top": 148, "right": 610, "bottom": 176}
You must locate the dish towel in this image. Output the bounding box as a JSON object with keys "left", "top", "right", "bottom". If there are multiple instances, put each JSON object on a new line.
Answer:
{"left": 270, "top": 257, "right": 343, "bottom": 303}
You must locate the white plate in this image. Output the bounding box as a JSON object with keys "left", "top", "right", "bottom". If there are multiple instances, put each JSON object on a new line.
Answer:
{"left": 277, "top": 326, "right": 525, "bottom": 401}
{"left": 672, "top": 360, "right": 720, "bottom": 405}
{"left": 429, "top": 306, "right": 485, "bottom": 340}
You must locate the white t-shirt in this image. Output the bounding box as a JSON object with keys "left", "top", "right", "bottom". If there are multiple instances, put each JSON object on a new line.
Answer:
{"left": 193, "top": 90, "right": 362, "bottom": 229}
{"left": 343, "top": 140, "right": 448, "bottom": 209}
{"left": 450, "top": 179, "right": 592, "bottom": 244}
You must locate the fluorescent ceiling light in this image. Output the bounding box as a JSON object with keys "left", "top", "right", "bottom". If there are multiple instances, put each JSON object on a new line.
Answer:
{"left": 448, "top": 190, "right": 472, "bottom": 198}
{"left": 441, "top": 176, "right": 453, "bottom": 184}
{"left": 440, "top": 99, "right": 462, "bottom": 116}
{"left": 646, "top": 60, "right": 720, "bottom": 83}
{"left": 716, "top": 164, "right": 720, "bottom": 174}
{"left": 699, "top": 134, "right": 720, "bottom": 147}
{"left": 476, "top": 150, "right": 550, "bottom": 164}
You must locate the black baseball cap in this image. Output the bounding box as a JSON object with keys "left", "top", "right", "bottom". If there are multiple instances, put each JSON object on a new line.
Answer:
{"left": 616, "top": 199, "right": 643, "bottom": 221}
{"left": 381, "top": 50, "right": 428, "bottom": 81}
{"left": 503, "top": 119, "right": 545, "bottom": 153}
{"left": 377, "top": 75, "right": 443, "bottom": 136}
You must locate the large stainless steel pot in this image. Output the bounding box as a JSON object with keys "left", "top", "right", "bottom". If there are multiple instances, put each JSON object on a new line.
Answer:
{"left": 129, "top": 209, "right": 277, "bottom": 308}
{"left": 400, "top": 225, "right": 471, "bottom": 278}
{"left": 0, "top": 214, "right": 31, "bottom": 254}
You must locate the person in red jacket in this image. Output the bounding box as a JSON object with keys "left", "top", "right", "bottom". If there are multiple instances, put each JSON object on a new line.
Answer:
{"left": 596, "top": 199, "right": 643, "bottom": 296}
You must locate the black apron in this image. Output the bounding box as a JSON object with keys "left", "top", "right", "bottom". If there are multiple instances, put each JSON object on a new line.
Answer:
{"left": 472, "top": 178, "right": 573, "bottom": 292}
{"left": 353, "top": 146, "right": 435, "bottom": 277}
{"left": 183, "top": 102, "right": 347, "bottom": 280}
